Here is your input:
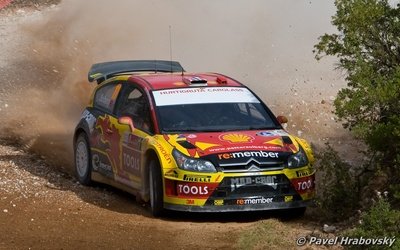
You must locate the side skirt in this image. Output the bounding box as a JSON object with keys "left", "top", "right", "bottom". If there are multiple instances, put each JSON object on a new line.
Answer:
{"left": 91, "top": 172, "right": 148, "bottom": 202}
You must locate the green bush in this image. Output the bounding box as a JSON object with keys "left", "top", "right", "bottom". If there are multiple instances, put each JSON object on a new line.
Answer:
{"left": 314, "top": 0, "right": 400, "bottom": 188}
{"left": 315, "top": 144, "right": 359, "bottom": 221}
{"left": 344, "top": 198, "right": 400, "bottom": 250}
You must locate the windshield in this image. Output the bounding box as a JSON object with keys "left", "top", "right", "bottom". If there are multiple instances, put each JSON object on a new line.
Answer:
{"left": 157, "top": 102, "right": 279, "bottom": 133}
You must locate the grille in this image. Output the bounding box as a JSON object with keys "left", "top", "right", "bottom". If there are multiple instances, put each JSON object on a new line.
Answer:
{"left": 211, "top": 174, "right": 297, "bottom": 199}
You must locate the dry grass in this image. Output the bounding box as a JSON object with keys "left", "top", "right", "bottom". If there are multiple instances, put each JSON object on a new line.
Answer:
{"left": 237, "top": 218, "right": 343, "bottom": 250}
{"left": 238, "top": 219, "right": 301, "bottom": 250}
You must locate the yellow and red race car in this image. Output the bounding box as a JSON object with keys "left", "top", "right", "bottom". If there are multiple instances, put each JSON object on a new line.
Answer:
{"left": 73, "top": 60, "right": 315, "bottom": 216}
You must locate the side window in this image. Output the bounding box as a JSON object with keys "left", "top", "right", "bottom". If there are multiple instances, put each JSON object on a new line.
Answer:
{"left": 94, "top": 83, "right": 121, "bottom": 113}
{"left": 116, "top": 84, "right": 153, "bottom": 133}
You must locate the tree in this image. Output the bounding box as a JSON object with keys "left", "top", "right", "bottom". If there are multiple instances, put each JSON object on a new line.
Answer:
{"left": 314, "top": 0, "right": 400, "bottom": 178}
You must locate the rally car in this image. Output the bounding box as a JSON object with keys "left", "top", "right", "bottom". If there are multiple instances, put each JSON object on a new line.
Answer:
{"left": 73, "top": 60, "right": 315, "bottom": 217}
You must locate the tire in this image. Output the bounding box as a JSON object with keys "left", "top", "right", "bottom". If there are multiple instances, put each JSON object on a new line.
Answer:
{"left": 74, "top": 133, "right": 92, "bottom": 185}
{"left": 149, "top": 160, "right": 164, "bottom": 217}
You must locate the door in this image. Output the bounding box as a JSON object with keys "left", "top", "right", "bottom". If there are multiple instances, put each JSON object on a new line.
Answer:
{"left": 113, "top": 83, "right": 154, "bottom": 189}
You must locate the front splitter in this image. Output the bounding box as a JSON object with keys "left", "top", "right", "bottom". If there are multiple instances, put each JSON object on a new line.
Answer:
{"left": 164, "top": 200, "right": 312, "bottom": 212}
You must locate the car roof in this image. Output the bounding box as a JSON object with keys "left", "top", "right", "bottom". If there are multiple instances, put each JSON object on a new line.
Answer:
{"left": 127, "top": 72, "right": 244, "bottom": 90}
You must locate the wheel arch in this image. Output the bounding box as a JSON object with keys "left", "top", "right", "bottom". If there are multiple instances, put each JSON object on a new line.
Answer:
{"left": 73, "top": 119, "right": 90, "bottom": 147}
{"left": 74, "top": 128, "right": 86, "bottom": 144}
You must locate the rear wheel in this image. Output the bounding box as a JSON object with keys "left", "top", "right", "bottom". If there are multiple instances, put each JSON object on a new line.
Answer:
{"left": 149, "top": 160, "right": 164, "bottom": 217}
{"left": 75, "top": 133, "right": 92, "bottom": 185}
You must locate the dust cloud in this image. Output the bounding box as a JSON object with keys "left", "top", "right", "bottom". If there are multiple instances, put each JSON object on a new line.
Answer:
{"left": 0, "top": 0, "right": 355, "bottom": 170}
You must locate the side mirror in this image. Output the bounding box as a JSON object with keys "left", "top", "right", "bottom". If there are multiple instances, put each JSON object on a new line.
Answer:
{"left": 118, "top": 116, "right": 135, "bottom": 132}
{"left": 276, "top": 115, "right": 288, "bottom": 124}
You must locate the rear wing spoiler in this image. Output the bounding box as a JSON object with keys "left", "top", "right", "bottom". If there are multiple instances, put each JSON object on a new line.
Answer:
{"left": 88, "top": 60, "right": 185, "bottom": 84}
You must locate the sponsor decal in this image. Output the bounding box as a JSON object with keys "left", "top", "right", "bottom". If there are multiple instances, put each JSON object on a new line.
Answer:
{"left": 209, "top": 145, "right": 282, "bottom": 153}
{"left": 187, "top": 134, "right": 197, "bottom": 139}
{"left": 123, "top": 153, "right": 140, "bottom": 172}
{"left": 236, "top": 197, "right": 273, "bottom": 205}
{"left": 175, "top": 182, "right": 218, "bottom": 198}
{"left": 81, "top": 110, "right": 97, "bottom": 133}
{"left": 231, "top": 176, "right": 278, "bottom": 192}
{"left": 257, "top": 130, "right": 289, "bottom": 137}
{"left": 92, "top": 154, "right": 112, "bottom": 174}
{"left": 296, "top": 169, "right": 311, "bottom": 178}
{"left": 291, "top": 175, "right": 315, "bottom": 194}
{"left": 153, "top": 87, "right": 259, "bottom": 106}
{"left": 158, "top": 88, "right": 207, "bottom": 95}
{"left": 285, "top": 195, "right": 293, "bottom": 202}
{"left": 220, "top": 133, "right": 254, "bottom": 143}
{"left": 154, "top": 142, "right": 172, "bottom": 164}
{"left": 183, "top": 175, "right": 212, "bottom": 182}
{"left": 92, "top": 154, "right": 100, "bottom": 170}
{"left": 296, "top": 180, "right": 313, "bottom": 191}
{"left": 178, "top": 184, "right": 208, "bottom": 196}
{"left": 257, "top": 131, "right": 275, "bottom": 137}
{"left": 157, "top": 87, "right": 246, "bottom": 95}
{"left": 272, "top": 130, "right": 289, "bottom": 136}
{"left": 186, "top": 199, "right": 195, "bottom": 205}
{"left": 214, "top": 200, "right": 224, "bottom": 206}
{"left": 123, "top": 133, "right": 142, "bottom": 148}
{"left": 218, "top": 151, "right": 279, "bottom": 160}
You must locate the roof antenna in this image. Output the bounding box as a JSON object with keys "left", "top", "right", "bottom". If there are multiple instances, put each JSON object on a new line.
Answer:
{"left": 169, "top": 25, "right": 173, "bottom": 73}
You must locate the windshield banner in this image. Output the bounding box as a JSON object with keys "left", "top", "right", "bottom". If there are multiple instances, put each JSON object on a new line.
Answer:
{"left": 153, "top": 87, "right": 260, "bottom": 106}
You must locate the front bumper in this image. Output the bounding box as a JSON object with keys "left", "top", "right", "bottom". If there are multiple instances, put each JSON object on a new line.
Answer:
{"left": 165, "top": 200, "right": 311, "bottom": 212}
{"left": 163, "top": 169, "right": 315, "bottom": 212}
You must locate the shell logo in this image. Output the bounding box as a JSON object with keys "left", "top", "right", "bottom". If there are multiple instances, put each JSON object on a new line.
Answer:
{"left": 220, "top": 133, "right": 254, "bottom": 143}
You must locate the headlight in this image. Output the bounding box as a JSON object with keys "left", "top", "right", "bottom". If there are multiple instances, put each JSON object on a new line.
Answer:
{"left": 287, "top": 145, "right": 309, "bottom": 168}
{"left": 172, "top": 149, "right": 217, "bottom": 173}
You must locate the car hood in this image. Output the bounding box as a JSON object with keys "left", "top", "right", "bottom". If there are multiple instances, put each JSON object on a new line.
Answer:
{"left": 163, "top": 129, "right": 300, "bottom": 159}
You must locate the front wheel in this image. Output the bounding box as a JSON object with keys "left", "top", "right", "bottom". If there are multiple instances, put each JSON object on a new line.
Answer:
{"left": 75, "top": 133, "right": 92, "bottom": 185}
{"left": 149, "top": 160, "right": 164, "bottom": 217}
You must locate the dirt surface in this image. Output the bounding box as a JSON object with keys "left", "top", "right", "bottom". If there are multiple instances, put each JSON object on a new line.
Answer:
{"left": 0, "top": 1, "right": 353, "bottom": 249}
{"left": 0, "top": 140, "right": 241, "bottom": 249}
